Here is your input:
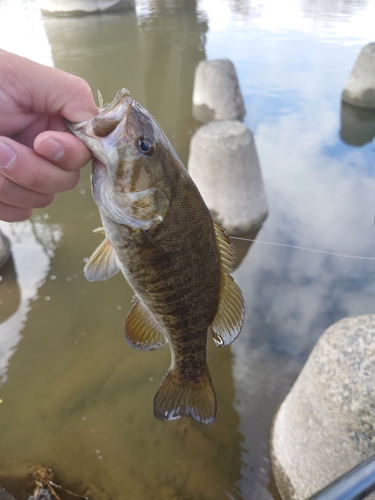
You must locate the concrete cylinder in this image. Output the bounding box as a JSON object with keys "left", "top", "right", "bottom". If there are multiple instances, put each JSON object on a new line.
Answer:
{"left": 340, "top": 101, "right": 375, "bottom": 146}
{"left": 39, "top": 0, "right": 135, "bottom": 16}
{"left": 192, "top": 59, "right": 245, "bottom": 123}
{"left": 342, "top": 43, "right": 375, "bottom": 109}
{"left": 188, "top": 120, "right": 268, "bottom": 236}
{"left": 270, "top": 315, "right": 375, "bottom": 500}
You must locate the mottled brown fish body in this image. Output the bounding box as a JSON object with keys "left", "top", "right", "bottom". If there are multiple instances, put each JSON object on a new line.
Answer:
{"left": 116, "top": 177, "right": 221, "bottom": 370}
{"left": 67, "top": 89, "right": 244, "bottom": 424}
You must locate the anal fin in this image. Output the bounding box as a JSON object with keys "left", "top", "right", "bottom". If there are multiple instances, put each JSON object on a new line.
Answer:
{"left": 153, "top": 367, "right": 217, "bottom": 425}
{"left": 211, "top": 218, "right": 245, "bottom": 346}
{"left": 125, "top": 296, "right": 167, "bottom": 351}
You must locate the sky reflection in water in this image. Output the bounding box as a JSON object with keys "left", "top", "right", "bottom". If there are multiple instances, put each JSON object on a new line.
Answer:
{"left": 201, "top": 1, "right": 375, "bottom": 497}
{"left": 0, "top": 1, "right": 374, "bottom": 499}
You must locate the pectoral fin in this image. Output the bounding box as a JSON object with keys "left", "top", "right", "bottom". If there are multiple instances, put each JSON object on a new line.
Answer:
{"left": 125, "top": 296, "right": 167, "bottom": 350}
{"left": 140, "top": 230, "right": 170, "bottom": 264}
{"left": 211, "top": 219, "right": 245, "bottom": 346}
{"left": 84, "top": 238, "right": 120, "bottom": 282}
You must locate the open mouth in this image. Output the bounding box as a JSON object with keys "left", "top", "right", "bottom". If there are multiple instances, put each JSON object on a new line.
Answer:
{"left": 65, "top": 89, "right": 134, "bottom": 164}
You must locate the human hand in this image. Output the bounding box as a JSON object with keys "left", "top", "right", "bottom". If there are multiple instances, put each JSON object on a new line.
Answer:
{"left": 0, "top": 49, "right": 98, "bottom": 222}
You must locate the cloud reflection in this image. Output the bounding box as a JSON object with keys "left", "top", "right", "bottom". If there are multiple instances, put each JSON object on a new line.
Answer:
{"left": 239, "top": 104, "right": 375, "bottom": 358}
{"left": 0, "top": 220, "right": 62, "bottom": 386}
{"left": 200, "top": 0, "right": 375, "bottom": 42}
{"left": 0, "top": 0, "right": 53, "bottom": 65}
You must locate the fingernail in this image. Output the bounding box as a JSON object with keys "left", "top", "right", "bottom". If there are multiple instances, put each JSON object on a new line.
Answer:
{"left": 38, "top": 138, "right": 64, "bottom": 160}
{"left": 0, "top": 142, "right": 16, "bottom": 168}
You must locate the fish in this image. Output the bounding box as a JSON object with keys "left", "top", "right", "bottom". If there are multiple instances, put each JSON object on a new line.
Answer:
{"left": 67, "top": 89, "right": 244, "bottom": 424}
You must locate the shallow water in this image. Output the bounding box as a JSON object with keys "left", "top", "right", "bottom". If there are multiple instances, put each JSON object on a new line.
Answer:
{"left": 0, "top": 0, "right": 375, "bottom": 499}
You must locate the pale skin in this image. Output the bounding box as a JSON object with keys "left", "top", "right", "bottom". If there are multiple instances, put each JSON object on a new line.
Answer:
{"left": 0, "top": 49, "right": 98, "bottom": 222}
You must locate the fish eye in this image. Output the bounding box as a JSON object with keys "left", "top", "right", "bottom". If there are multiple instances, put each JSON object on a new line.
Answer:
{"left": 137, "top": 137, "right": 155, "bottom": 156}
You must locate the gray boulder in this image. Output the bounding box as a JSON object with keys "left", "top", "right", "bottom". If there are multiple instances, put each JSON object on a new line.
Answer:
{"left": 28, "top": 488, "right": 51, "bottom": 500}
{"left": 0, "top": 485, "right": 17, "bottom": 500}
{"left": 39, "top": 0, "right": 134, "bottom": 15}
{"left": 342, "top": 43, "right": 375, "bottom": 109}
{"left": 188, "top": 120, "right": 267, "bottom": 235}
{"left": 270, "top": 315, "right": 375, "bottom": 500}
{"left": 192, "top": 59, "right": 245, "bottom": 123}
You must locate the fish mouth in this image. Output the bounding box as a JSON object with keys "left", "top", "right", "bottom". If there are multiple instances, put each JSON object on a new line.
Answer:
{"left": 65, "top": 88, "right": 133, "bottom": 163}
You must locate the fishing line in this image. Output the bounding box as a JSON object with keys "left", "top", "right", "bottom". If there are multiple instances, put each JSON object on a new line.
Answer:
{"left": 230, "top": 236, "right": 375, "bottom": 261}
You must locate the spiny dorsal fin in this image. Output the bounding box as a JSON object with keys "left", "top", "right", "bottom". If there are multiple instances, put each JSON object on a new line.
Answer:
{"left": 211, "top": 219, "right": 245, "bottom": 346}
{"left": 125, "top": 296, "right": 167, "bottom": 351}
{"left": 153, "top": 367, "right": 217, "bottom": 424}
{"left": 97, "top": 89, "right": 104, "bottom": 109}
{"left": 84, "top": 238, "right": 120, "bottom": 282}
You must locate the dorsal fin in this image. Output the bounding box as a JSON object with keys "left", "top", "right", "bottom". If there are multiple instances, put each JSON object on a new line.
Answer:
{"left": 84, "top": 238, "right": 120, "bottom": 282}
{"left": 125, "top": 296, "right": 167, "bottom": 351}
{"left": 211, "top": 219, "right": 245, "bottom": 346}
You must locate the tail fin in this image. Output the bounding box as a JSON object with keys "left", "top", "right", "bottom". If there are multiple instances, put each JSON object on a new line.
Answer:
{"left": 153, "top": 368, "right": 217, "bottom": 425}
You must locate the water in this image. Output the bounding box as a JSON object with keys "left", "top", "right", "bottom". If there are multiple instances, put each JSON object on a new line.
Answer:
{"left": 0, "top": 0, "right": 374, "bottom": 499}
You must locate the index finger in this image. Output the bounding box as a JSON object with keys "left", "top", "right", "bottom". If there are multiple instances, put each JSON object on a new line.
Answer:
{"left": 34, "top": 130, "right": 93, "bottom": 171}
{"left": 1, "top": 50, "right": 98, "bottom": 122}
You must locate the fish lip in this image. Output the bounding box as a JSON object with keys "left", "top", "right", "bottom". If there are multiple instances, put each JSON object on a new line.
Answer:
{"left": 65, "top": 88, "right": 133, "bottom": 142}
{"left": 64, "top": 88, "right": 133, "bottom": 134}
{"left": 65, "top": 118, "right": 79, "bottom": 132}
{"left": 65, "top": 117, "right": 96, "bottom": 146}
{"left": 65, "top": 119, "right": 102, "bottom": 156}
{"left": 101, "top": 88, "right": 132, "bottom": 116}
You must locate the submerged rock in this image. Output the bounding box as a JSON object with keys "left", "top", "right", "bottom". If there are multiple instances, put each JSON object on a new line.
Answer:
{"left": 192, "top": 59, "right": 245, "bottom": 123}
{"left": 0, "top": 485, "right": 17, "bottom": 500}
{"left": 39, "top": 0, "right": 134, "bottom": 16}
{"left": 188, "top": 120, "right": 268, "bottom": 235}
{"left": 0, "top": 229, "right": 10, "bottom": 269}
{"left": 270, "top": 315, "right": 375, "bottom": 500}
{"left": 27, "top": 489, "right": 51, "bottom": 500}
{"left": 342, "top": 43, "right": 375, "bottom": 109}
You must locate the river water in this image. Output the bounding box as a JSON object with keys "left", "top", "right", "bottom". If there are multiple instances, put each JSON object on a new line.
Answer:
{"left": 0, "top": 0, "right": 374, "bottom": 499}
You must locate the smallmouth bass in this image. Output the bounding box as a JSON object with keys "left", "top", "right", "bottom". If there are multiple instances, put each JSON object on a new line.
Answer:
{"left": 67, "top": 89, "right": 244, "bottom": 424}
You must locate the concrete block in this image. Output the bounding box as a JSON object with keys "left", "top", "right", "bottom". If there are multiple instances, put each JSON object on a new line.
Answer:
{"left": 192, "top": 59, "right": 245, "bottom": 123}
{"left": 342, "top": 43, "right": 375, "bottom": 109}
{"left": 270, "top": 315, "right": 375, "bottom": 500}
{"left": 340, "top": 101, "right": 375, "bottom": 146}
{"left": 39, "top": 0, "right": 134, "bottom": 16}
{"left": 188, "top": 120, "right": 267, "bottom": 235}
